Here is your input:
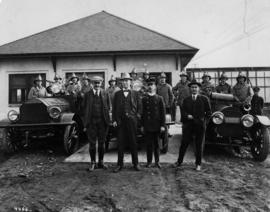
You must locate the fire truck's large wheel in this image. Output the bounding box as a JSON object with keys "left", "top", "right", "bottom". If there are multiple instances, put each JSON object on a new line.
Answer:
{"left": 63, "top": 123, "right": 79, "bottom": 155}
{"left": 0, "top": 128, "right": 17, "bottom": 154}
{"left": 160, "top": 127, "right": 169, "bottom": 154}
{"left": 251, "top": 127, "right": 270, "bottom": 162}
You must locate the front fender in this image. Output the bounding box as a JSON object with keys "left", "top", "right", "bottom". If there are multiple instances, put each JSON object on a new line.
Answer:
{"left": 256, "top": 115, "right": 270, "bottom": 126}
{"left": 60, "top": 113, "right": 76, "bottom": 124}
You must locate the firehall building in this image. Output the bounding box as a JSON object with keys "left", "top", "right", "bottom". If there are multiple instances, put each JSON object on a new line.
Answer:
{"left": 0, "top": 11, "right": 198, "bottom": 117}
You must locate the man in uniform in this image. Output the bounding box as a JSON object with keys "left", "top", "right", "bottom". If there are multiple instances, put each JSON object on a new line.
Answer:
{"left": 28, "top": 75, "right": 48, "bottom": 100}
{"left": 201, "top": 72, "right": 215, "bottom": 95}
{"left": 66, "top": 73, "right": 81, "bottom": 97}
{"left": 157, "top": 72, "right": 174, "bottom": 114}
{"left": 173, "top": 71, "right": 190, "bottom": 121}
{"left": 83, "top": 76, "right": 110, "bottom": 171}
{"left": 141, "top": 77, "right": 165, "bottom": 168}
{"left": 232, "top": 72, "right": 253, "bottom": 104}
{"left": 141, "top": 70, "right": 150, "bottom": 95}
{"left": 112, "top": 72, "right": 142, "bottom": 172}
{"left": 80, "top": 73, "right": 92, "bottom": 96}
{"left": 251, "top": 86, "right": 264, "bottom": 115}
{"left": 174, "top": 79, "right": 211, "bottom": 171}
{"left": 215, "top": 73, "right": 231, "bottom": 94}
{"left": 106, "top": 75, "right": 120, "bottom": 105}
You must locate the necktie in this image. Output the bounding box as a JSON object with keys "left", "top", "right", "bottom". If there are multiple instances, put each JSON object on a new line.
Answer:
{"left": 192, "top": 95, "right": 196, "bottom": 101}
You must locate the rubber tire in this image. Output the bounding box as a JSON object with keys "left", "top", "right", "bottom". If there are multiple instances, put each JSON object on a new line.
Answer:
{"left": 63, "top": 124, "right": 79, "bottom": 155}
{"left": 251, "top": 127, "right": 270, "bottom": 162}
{"left": 0, "top": 128, "right": 16, "bottom": 154}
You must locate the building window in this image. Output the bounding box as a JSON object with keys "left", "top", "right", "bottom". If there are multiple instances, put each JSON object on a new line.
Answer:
{"left": 9, "top": 74, "right": 46, "bottom": 104}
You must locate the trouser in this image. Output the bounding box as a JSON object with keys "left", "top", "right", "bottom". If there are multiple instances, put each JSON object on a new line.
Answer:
{"left": 87, "top": 118, "right": 108, "bottom": 163}
{"left": 117, "top": 116, "right": 138, "bottom": 167}
{"left": 177, "top": 122, "right": 205, "bottom": 165}
{"left": 145, "top": 131, "right": 160, "bottom": 163}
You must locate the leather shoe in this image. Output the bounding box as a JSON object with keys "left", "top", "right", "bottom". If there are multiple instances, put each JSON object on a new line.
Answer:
{"left": 88, "top": 162, "right": 96, "bottom": 172}
{"left": 133, "top": 165, "right": 141, "bottom": 171}
{"left": 155, "top": 163, "right": 161, "bottom": 169}
{"left": 146, "top": 163, "right": 151, "bottom": 168}
{"left": 98, "top": 162, "right": 108, "bottom": 170}
{"left": 113, "top": 165, "right": 122, "bottom": 173}
{"left": 173, "top": 161, "right": 182, "bottom": 168}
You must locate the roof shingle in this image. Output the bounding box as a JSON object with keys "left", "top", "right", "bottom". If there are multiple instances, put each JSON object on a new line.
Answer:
{"left": 0, "top": 11, "right": 198, "bottom": 55}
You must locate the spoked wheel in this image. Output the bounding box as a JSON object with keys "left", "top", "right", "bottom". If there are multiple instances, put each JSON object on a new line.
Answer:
{"left": 0, "top": 128, "right": 20, "bottom": 154}
{"left": 251, "top": 127, "right": 270, "bottom": 162}
{"left": 63, "top": 123, "right": 80, "bottom": 155}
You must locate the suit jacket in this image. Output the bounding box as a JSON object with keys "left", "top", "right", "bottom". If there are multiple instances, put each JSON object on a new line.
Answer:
{"left": 112, "top": 89, "right": 142, "bottom": 125}
{"left": 182, "top": 95, "right": 212, "bottom": 126}
{"left": 83, "top": 89, "right": 110, "bottom": 128}
{"left": 142, "top": 94, "right": 165, "bottom": 132}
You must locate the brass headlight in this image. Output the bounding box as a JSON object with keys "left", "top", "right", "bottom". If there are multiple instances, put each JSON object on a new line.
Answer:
{"left": 7, "top": 110, "right": 19, "bottom": 122}
{"left": 241, "top": 114, "right": 254, "bottom": 128}
{"left": 211, "top": 111, "right": 224, "bottom": 125}
{"left": 48, "top": 106, "right": 61, "bottom": 119}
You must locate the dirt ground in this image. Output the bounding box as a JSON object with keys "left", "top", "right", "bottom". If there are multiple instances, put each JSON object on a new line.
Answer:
{"left": 0, "top": 131, "right": 270, "bottom": 212}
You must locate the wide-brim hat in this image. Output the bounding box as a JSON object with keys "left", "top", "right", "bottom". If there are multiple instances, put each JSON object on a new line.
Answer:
{"left": 179, "top": 71, "right": 188, "bottom": 77}
{"left": 91, "top": 76, "right": 104, "bottom": 82}
{"left": 236, "top": 72, "right": 247, "bottom": 81}
{"left": 219, "top": 73, "right": 228, "bottom": 80}
{"left": 70, "top": 73, "right": 79, "bottom": 81}
{"left": 202, "top": 72, "right": 211, "bottom": 80}
{"left": 120, "top": 72, "right": 132, "bottom": 80}
{"left": 160, "top": 72, "right": 166, "bottom": 78}
{"left": 34, "top": 74, "right": 42, "bottom": 82}
{"left": 188, "top": 79, "right": 201, "bottom": 87}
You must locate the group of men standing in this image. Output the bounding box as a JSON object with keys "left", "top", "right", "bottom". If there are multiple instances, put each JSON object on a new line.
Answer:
{"left": 27, "top": 69, "right": 264, "bottom": 172}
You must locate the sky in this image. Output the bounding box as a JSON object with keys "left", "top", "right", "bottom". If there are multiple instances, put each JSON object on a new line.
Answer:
{"left": 0, "top": 0, "right": 269, "bottom": 68}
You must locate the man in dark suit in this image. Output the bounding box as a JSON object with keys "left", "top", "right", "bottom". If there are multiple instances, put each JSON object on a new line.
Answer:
{"left": 83, "top": 76, "right": 110, "bottom": 171}
{"left": 141, "top": 77, "right": 166, "bottom": 168}
{"left": 112, "top": 72, "right": 142, "bottom": 172}
{"left": 174, "top": 79, "right": 211, "bottom": 171}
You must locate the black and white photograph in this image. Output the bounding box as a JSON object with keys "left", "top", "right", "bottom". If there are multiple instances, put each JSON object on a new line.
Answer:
{"left": 0, "top": 0, "right": 269, "bottom": 211}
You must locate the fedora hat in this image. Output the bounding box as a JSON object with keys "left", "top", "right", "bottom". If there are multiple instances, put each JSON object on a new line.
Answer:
{"left": 70, "top": 72, "right": 79, "bottom": 81}
{"left": 188, "top": 79, "right": 201, "bottom": 87}
{"left": 146, "top": 77, "right": 156, "bottom": 85}
{"left": 91, "top": 76, "right": 103, "bottom": 82}
{"left": 202, "top": 72, "right": 211, "bottom": 80}
{"left": 121, "top": 72, "right": 132, "bottom": 80}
